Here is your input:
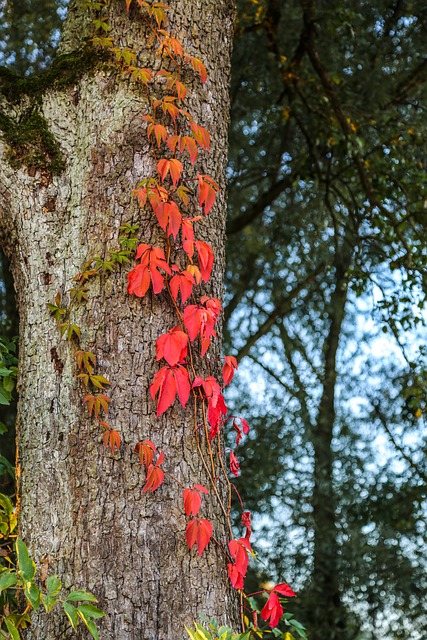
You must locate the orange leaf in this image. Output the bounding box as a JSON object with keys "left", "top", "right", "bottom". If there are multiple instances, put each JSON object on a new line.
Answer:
{"left": 157, "top": 158, "right": 183, "bottom": 186}
{"left": 134, "top": 439, "right": 157, "bottom": 468}
{"left": 190, "top": 122, "right": 210, "bottom": 151}
{"left": 103, "top": 429, "right": 121, "bottom": 454}
{"left": 142, "top": 452, "right": 165, "bottom": 493}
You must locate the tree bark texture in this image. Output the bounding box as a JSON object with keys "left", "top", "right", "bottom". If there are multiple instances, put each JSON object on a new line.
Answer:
{"left": 0, "top": 0, "right": 236, "bottom": 638}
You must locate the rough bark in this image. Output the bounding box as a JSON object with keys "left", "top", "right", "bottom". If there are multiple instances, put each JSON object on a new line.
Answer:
{"left": 0, "top": 0, "right": 236, "bottom": 638}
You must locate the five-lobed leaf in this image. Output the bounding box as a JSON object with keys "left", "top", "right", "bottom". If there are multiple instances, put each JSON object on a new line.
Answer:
{"left": 185, "top": 518, "right": 213, "bottom": 556}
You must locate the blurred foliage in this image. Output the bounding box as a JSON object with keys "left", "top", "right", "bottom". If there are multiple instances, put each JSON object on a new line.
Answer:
{"left": 226, "top": 1, "right": 427, "bottom": 639}
{"left": 0, "top": 0, "right": 67, "bottom": 75}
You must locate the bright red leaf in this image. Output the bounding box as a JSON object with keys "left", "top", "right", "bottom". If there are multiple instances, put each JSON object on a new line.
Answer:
{"left": 229, "top": 450, "right": 240, "bottom": 477}
{"left": 150, "top": 364, "right": 190, "bottom": 416}
{"left": 169, "top": 268, "right": 195, "bottom": 304}
{"left": 182, "top": 484, "right": 208, "bottom": 516}
{"left": 261, "top": 592, "right": 283, "bottom": 629}
{"left": 183, "top": 297, "right": 221, "bottom": 356}
{"left": 222, "top": 355, "right": 238, "bottom": 386}
{"left": 192, "top": 375, "right": 228, "bottom": 436}
{"left": 260, "top": 583, "right": 297, "bottom": 629}
{"left": 156, "top": 326, "right": 188, "bottom": 366}
{"left": 185, "top": 518, "right": 213, "bottom": 556}
{"left": 228, "top": 563, "right": 244, "bottom": 590}
{"left": 242, "top": 511, "right": 252, "bottom": 540}
{"left": 273, "top": 583, "right": 297, "bottom": 598}
{"left": 127, "top": 244, "right": 171, "bottom": 298}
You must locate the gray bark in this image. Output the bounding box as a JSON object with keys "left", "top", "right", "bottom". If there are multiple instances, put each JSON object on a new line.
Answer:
{"left": 0, "top": 0, "right": 236, "bottom": 638}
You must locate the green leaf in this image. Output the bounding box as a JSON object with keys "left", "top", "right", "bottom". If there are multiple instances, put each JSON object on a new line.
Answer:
{"left": 85, "top": 619, "right": 100, "bottom": 640}
{"left": 185, "top": 628, "right": 200, "bottom": 640}
{"left": 0, "top": 421, "right": 8, "bottom": 435}
{"left": 0, "top": 493, "right": 14, "bottom": 515}
{"left": 0, "top": 368, "right": 12, "bottom": 376}
{"left": 0, "top": 571, "right": 17, "bottom": 592}
{"left": 16, "top": 538, "right": 36, "bottom": 582}
{"left": 4, "top": 619, "right": 20, "bottom": 640}
{"left": 0, "top": 455, "right": 15, "bottom": 480}
{"left": 63, "top": 601, "right": 79, "bottom": 630}
{"left": 0, "top": 385, "right": 11, "bottom": 405}
{"left": 66, "top": 590, "right": 98, "bottom": 602}
{"left": 46, "top": 575, "right": 62, "bottom": 596}
{"left": 76, "top": 604, "right": 105, "bottom": 620}
{"left": 42, "top": 594, "right": 58, "bottom": 613}
{"left": 2, "top": 376, "right": 14, "bottom": 393}
{"left": 24, "top": 580, "right": 41, "bottom": 610}
{"left": 247, "top": 597, "right": 260, "bottom": 612}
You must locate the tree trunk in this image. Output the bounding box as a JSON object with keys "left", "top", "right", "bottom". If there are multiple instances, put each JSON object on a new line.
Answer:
{"left": 309, "top": 233, "right": 353, "bottom": 640}
{"left": 0, "top": 1, "right": 236, "bottom": 638}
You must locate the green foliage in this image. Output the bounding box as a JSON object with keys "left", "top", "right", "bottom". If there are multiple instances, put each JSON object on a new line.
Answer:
{"left": 185, "top": 614, "right": 307, "bottom": 640}
{"left": 0, "top": 495, "right": 105, "bottom": 639}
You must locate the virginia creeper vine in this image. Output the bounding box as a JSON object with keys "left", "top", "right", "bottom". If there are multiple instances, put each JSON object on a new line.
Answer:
{"left": 46, "top": 1, "right": 306, "bottom": 638}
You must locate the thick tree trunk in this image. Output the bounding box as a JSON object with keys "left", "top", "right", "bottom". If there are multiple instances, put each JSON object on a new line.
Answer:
{"left": 0, "top": 1, "right": 236, "bottom": 638}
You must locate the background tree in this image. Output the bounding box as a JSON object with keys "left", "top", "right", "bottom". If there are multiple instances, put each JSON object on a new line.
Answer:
{"left": 0, "top": 0, "right": 236, "bottom": 638}
{"left": 226, "top": 1, "right": 427, "bottom": 639}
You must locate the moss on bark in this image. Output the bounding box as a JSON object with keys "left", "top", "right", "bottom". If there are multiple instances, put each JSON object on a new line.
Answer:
{"left": 0, "top": 48, "right": 104, "bottom": 173}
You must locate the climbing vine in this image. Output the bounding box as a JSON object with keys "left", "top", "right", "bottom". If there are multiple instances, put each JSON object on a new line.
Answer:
{"left": 2, "top": 1, "right": 307, "bottom": 639}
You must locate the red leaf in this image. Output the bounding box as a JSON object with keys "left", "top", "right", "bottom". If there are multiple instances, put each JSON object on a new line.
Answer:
{"left": 233, "top": 419, "right": 243, "bottom": 446}
{"left": 195, "top": 240, "right": 214, "bottom": 282}
{"left": 154, "top": 201, "right": 182, "bottom": 238}
{"left": 222, "top": 355, "right": 238, "bottom": 386}
{"left": 183, "top": 136, "right": 198, "bottom": 164}
{"left": 169, "top": 269, "right": 195, "bottom": 304}
{"left": 241, "top": 418, "right": 250, "bottom": 435}
{"left": 229, "top": 450, "right": 240, "bottom": 477}
{"left": 150, "top": 365, "right": 190, "bottom": 416}
{"left": 197, "top": 174, "right": 218, "bottom": 214}
{"left": 228, "top": 563, "right": 244, "bottom": 590}
{"left": 242, "top": 511, "right": 252, "bottom": 540}
{"left": 192, "top": 375, "right": 228, "bottom": 435}
{"left": 175, "top": 365, "right": 191, "bottom": 407}
{"left": 183, "top": 298, "right": 221, "bottom": 355}
{"left": 134, "top": 439, "right": 157, "bottom": 468}
{"left": 185, "top": 518, "right": 213, "bottom": 555}
{"left": 183, "top": 485, "right": 208, "bottom": 516}
{"left": 261, "top": 592, "right": 283, "bottom": 629}
{"left": 156, "top": 326, "right": 188, "bottom": 366}
{"left": 229, "top": 538, "right": 251, "bottom": 575}
{"left": 273, "top": 583, "right": 297, "bottom": 598}
{"left": 147, "top": 123, "right": 168, "bottom": 148}
{"left": 127, "top": 244, "right": 171, "bottom": 298}
{"left": 181, "top": 218, "right": 195, "bottom": 257}
{"left": 189, "top": 56, "right": 207, "bottom": 83}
